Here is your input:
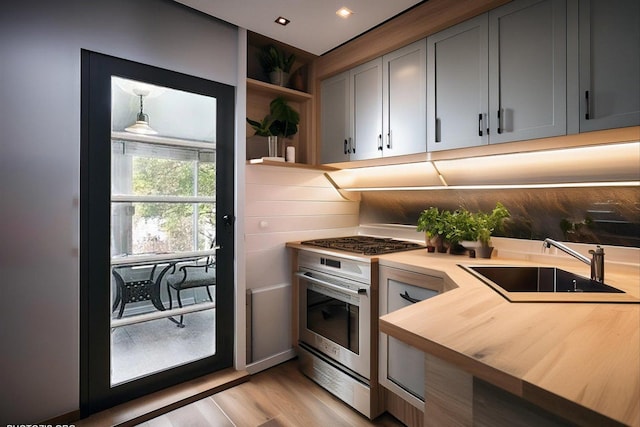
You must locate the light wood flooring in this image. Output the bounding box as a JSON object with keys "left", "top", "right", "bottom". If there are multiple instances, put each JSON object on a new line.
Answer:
{"left": 140, "top": 360, "right": 405, "bottom": 427}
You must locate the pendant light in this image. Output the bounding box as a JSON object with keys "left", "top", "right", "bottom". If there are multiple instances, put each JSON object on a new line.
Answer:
{"left": 125, "top": 89, "right": 158, "bottom": 135}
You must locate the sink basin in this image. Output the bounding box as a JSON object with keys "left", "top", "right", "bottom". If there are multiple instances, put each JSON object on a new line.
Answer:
{"left": 462, "top": 265, "right": 625, "bottom": 294}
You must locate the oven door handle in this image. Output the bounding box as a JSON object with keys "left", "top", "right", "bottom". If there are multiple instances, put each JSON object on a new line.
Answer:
{"left": 295, "top": 272, "right": 366, "bottom": 296}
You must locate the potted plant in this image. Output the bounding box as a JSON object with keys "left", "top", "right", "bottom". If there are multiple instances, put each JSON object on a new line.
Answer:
{"left": 258, "top": 45, "right": 296, "bottom": 87}
{"left": 460, "top": 202, "right": 510, "bottom": 258}
{"left": 446, "top": 208, "right": 476, "bottom": 255}
{"left": 247, "top": 96, "right": 299, "bottom": 157}
{"left": 417, "top": 207, "right": 445, "bottom": 252}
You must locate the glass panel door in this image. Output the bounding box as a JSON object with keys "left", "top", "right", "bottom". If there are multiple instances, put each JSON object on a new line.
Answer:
{"left": 81, "top": 51, "right": 235, "bottom": 416}
{"left": 109, "top": 77, "right": 219, "bottom": 385}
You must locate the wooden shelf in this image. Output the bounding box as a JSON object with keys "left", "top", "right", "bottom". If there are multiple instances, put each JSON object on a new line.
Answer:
{"left": 246, "top": 78, "right": 312, "bottom": 103}
{"left": 247, "top": 158, "right": 338, "bottom": 171}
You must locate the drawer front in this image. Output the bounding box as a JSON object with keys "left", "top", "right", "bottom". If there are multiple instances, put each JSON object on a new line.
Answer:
{"left": 388, "top": 279, "right": 439, "bottom": 312}
{"left": 379, "top": 266, "right": 443, "bottom": 409}
{"left": 387, "top": 280, "right": 438, "bottom": 401}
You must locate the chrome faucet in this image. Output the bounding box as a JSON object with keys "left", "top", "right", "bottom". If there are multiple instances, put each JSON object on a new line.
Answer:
{"left": 543, "top": 238, "right": 605, "bottom": 283}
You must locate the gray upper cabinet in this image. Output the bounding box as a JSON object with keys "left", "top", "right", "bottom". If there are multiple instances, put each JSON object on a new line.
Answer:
{"left": 320, "top": 60, "right": 382, "bottom": 163}
{"left": 576, "top": 0, "right": 640, "bottom": 132}
{"left": 383, "top": 39, "right": 427, "bottom": 157}
{"left": 320, "top": 42, "right": 426, "bottom": 163}
{"left": 320, "top": 71, "right": 350, "bottom": 164}
{"left": 427, "top": 0, "right": 566, "bottom": 151}
{"left": 350, "top": 58, "right": 384, "bottom": 161}
{"left": 488, "top": 0, "right": 567, "bottom": 144}
{"left": 427, "top": 15, "right": 489, "bottom": 151}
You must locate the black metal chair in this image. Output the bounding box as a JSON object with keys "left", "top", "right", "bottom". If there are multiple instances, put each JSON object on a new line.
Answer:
{"left": 112, "top": 263, "right": 169, "bottom": 319}
{"left": 166, "top": 256, "right": 216, "bottom": 327}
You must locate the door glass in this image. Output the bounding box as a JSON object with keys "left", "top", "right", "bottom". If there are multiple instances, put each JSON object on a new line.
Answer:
{"left": 109, "top": 77, "right": 217, "bottom": 385}
{"left": 306, "top": 288, "right": 359, "bottom": 354}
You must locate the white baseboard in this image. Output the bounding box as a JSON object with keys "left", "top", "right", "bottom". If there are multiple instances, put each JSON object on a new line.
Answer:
{"left": 246, "top": 348, "right": 296, "bottom": 374}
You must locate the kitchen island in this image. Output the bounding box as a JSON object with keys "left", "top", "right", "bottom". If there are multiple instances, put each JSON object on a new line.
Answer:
{"left": 378, "top": 248, "right": 640, "bottom": 426}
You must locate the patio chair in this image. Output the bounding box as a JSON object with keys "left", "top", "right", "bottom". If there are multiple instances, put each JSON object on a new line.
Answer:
{"left": 166, "top": 255, "right": 216, "bottom": 327}
{"left": 112, "top": 263, "right": 167, "bottom": 319}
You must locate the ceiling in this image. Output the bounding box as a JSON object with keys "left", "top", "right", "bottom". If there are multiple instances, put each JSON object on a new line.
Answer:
{"left": 174, "top": 0, "right": 424, "bottom": 56}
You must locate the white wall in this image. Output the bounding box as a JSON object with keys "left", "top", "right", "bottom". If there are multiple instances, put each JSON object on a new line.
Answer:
{"left": 0, "top": 0, "right": 238, "bottom": 422}
{"left": 244, "top": 164, "right": 360, "bottom": 370}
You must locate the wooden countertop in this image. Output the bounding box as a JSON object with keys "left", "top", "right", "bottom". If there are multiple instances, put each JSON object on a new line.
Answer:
{"left": 378, "top": 250, "right": 640, "bottom": 426}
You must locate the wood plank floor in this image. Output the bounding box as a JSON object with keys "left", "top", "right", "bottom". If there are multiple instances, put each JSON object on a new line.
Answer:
{"left": 140, "top": 360, "right": 405, "bottom": 427}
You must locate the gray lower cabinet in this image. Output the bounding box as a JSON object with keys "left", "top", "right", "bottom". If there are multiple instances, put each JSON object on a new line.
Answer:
{"left": 575, "top": 0, "right": 640, "bottom": 132}
{"left": 428, "top": 0, "right": 567, "bottom": 151}
{"left": 379, "top": 266, "right": 442, "bottom": 410}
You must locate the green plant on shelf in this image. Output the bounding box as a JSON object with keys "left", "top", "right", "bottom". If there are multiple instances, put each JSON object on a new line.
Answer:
{"left": 246, "top": 96, "right": 299, "bottom": 138}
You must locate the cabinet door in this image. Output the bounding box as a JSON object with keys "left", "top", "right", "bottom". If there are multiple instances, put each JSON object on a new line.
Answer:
{"left": 350, "top": 58, "right": 383, "bottom": 160}
{"left": 427, "top": 15, "right": 489, "bottom": 152}
{"left": 489, "top": 0, "right": 567, "bottom": 143}
{"left": 578, "top": 0, "right": 640, "bottom": 131}
{"left": 379, "top": 266, "right": 442, "bottom": 408}
{"left": 321, "top": 71, "right": 351, "bottom": 164}
{"left": 383, "top": 39, "right": 427, "bottom": 157}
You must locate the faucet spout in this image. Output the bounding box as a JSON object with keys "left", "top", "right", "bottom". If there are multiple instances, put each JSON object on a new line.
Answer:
{"left": 543, "top": 238, "right": 605, "bottom": 282}
{"left": 543, "top": 238, "right": 591, "bottom": 265}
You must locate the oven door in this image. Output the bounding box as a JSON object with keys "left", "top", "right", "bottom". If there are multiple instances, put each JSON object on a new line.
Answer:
{"left": 297, "top": 270, "right": 370, "bottom": 380}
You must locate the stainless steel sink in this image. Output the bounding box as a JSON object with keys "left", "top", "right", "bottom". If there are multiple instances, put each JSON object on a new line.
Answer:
{"left": 461, "top": 265, "right": 625, "bottom": 294}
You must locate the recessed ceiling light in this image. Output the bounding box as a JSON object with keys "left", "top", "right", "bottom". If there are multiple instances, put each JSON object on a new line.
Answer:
{"left": 336, "top": 7, "right": 353, "bottom": 19}
{"left": 275, "top": 16, "right": 290, "bottom": 26}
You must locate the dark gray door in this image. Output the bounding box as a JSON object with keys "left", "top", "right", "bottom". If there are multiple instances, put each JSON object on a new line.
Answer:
{"left": 80, "top": 50, "right": 235, "bottom": 416}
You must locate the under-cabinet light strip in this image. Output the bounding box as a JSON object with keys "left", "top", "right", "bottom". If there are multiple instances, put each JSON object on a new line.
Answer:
{"left": 431, "top": 162, "right": 449, "bottom": 186}
{"left": 341, "top": 181, "right": 640, "bottom": 191}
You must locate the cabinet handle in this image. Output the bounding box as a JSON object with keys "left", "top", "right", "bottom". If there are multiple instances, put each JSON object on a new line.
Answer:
{"left": 497, "top": 109, "right": 503, "bottom": 134}
{"left": 585, "top": 90, "right": 590, "bottom": 120}
{"left": 350, "top": 137, "right": 354, "bottom": 154}
{"left": 400, "top": 291, "right": 423, "bottom": 304}
{"left": 378, "top": 134, "right": 383, "bottom": 151}
{"left": 478, "top": 114, "right": 483, "bottom": 137}
{"left": 386, "top": 131, "right": 391, "bottom": 149}
{"left": 344, "top": 139, "right": 348, "bottom": 155}
{"left": 435, "top": 118, "right": 441, "bottom": 143}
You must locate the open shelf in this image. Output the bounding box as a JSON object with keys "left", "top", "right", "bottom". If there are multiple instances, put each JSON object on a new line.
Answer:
{"left": 247, "top": 78, "right": 312, "bottom": 103}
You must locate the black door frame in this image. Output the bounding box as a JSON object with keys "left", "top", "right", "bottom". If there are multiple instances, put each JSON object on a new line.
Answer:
{"left": 80, "top": 50, "right": 235, "bottom": 416}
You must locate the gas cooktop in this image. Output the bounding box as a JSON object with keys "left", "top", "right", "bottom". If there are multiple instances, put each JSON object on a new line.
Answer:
{"left": 300, "top": 235, "right": 424, "bottom": 255}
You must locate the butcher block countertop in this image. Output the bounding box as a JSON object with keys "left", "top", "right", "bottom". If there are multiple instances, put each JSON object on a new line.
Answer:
{"left": 378, "top": 249, "right": 640, "bottom": 426}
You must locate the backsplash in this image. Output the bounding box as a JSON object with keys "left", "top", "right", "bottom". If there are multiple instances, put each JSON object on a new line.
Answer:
{"left": 359, "top": 187, "right": 640, "bottom": 248}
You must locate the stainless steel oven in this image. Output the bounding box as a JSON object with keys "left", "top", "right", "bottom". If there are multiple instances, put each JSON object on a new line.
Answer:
{"left": 295, "top": 250, "right": 374, "bottom": 416}
{"left": 297, "top": 261, "right": 371, "bottom": 379}
{"left": 293, "top": 236, "right": 424, "bottom": 418}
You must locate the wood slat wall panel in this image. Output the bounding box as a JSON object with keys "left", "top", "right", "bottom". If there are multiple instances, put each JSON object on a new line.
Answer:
{"left": 246, "top": 184, "right": 342, "bottom": 202}
{"left": 246, "top": 200, "right": 358, "bottom": 217}
{"left": 246, "top": 165, "right": 333, "bottom": 187}
{"left": 245, "top": 214, "right": 358, "bottom": 235}
{"left": 244, "top": 165, "right": 358, "bottom": 257}
{"left": 244, "top": 227, "right": 359, "bottom": 253}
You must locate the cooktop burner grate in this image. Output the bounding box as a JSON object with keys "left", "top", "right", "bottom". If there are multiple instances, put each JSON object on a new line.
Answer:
{"left": 301, "top": 235, "right": 424, "bottom": 255}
